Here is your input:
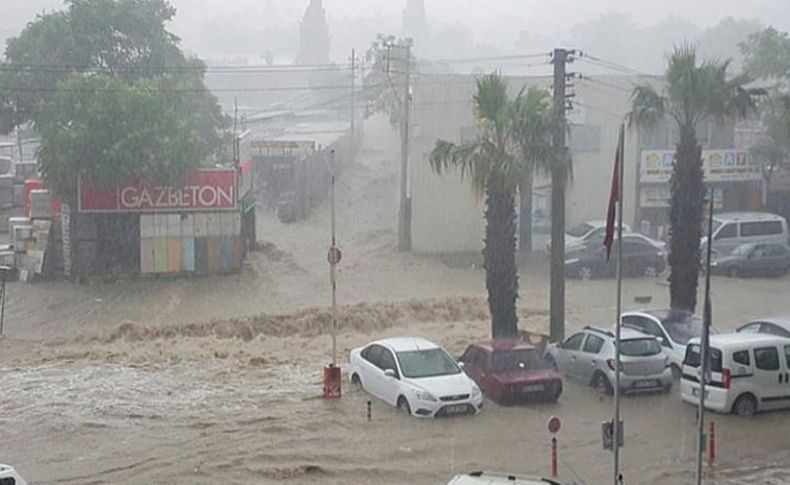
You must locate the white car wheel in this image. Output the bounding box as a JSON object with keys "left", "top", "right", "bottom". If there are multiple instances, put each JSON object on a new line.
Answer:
{"left": 397, "top": 396, "right": 412, "bottom": 415}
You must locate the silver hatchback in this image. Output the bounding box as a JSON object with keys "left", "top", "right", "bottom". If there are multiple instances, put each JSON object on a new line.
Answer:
{"left": 544, "top": 326, "right": 673, "bottom": 394}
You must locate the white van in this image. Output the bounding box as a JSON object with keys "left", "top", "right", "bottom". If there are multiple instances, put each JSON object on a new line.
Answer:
{"left": 706, "top": 212, "right": 789, "bottom": 256}
{"left": 0, "top": 464, "right": 28, "bottom": 485}
{"left": 680, "top": 334, "right": 790, "bottom": 417}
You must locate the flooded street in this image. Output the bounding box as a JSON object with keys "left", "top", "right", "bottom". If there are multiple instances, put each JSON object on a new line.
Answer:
{"left": 1, "top": 121, "right": 789, "bottom": 484}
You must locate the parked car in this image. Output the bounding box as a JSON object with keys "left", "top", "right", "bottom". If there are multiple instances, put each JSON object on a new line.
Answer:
{"left": 546, "top": 220, "right": 633, "bottom": 253}
{"left": 544, "top": 326, "right": 673, "bottom": 395}
{"left": 0, "top": 464, "right": 28, "bottom": 485}
{"left": 709, "top": 243, "right": 790, "bottom": 278}
{"left": 459, "top": 339, "right": 563, "bottom": 404}
{"left": 348, "top": 337, "right": 484, "bottom": 418}
{"left": 447, "top": 471, "right": 562, "bottom": 485}
{"left": 621, "top": 309, "right": 707, "bottom": 378}
{"left": 564, "top": 235, "right": 666, "bottom": 279}
{"left": 680, "top": 333, "right": 790, "bottom": 417}
{"left": 703, "top": 212, "right": 789, "bottom": 258}
{"left": 736, "top": 317, "right": 790, "bottom": 338}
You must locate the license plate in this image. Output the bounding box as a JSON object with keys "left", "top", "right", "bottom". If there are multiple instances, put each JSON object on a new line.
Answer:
{"left": 524, "top": 384, "right": 545, "bottom": 392}
{"left": 635, "top": 380, "right": 656, "bottom": 388}
{"left": 444, "top": 404, "right": 468, "bottom": 415}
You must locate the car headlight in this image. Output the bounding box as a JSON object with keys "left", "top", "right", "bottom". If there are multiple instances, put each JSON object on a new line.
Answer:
{"left": 413, "top": 389, "right": 437, "bottom": 402}
{"left": 471, "top": 385, "right": 482, "bottom": 398}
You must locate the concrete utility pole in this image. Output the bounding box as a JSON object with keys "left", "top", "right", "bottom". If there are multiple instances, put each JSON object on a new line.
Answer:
{"left": 350, "top": 48, "right": 356, "bottom": 165}
{"left": 398, "top": 44, "right": 412, "bottom": 252}
{"left": 550, "top": 48, "right": 569, "bottom": 343}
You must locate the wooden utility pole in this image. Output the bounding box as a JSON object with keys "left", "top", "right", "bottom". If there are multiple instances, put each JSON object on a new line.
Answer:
{"left": 550, "top": 48, "right": 569, "bottom": 343}
{"left": 398, "top": 44, "right": 412, "bottom": 251}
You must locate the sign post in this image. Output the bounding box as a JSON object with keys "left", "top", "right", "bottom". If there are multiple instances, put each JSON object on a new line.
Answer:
{"left": 547, "top": 416, "right": 561, "bottom": 478}
{"left": 323, "top": 149, "right": 342, "bottom": 399}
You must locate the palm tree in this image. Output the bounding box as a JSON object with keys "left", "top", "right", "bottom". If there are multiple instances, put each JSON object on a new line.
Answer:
{"left": 429, "top": 73, "right": 557, "bottom": 338}
{"left": 628, "top": 44, "right": 759, "bottom": 312}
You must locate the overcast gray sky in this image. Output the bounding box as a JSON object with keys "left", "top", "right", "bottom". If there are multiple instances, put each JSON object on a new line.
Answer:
{"left": 4, "top": 0, "right": 790, "bottom": 68}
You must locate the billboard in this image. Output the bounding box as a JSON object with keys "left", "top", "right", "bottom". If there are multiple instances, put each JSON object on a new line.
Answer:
{"left": 640, "top": 150, "right": 761, "bottom": 183}
{"left": 78, "top": 169, "right": 237, "bottom": 213}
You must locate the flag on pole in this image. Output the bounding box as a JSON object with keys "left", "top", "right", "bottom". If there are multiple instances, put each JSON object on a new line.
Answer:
{"left": 603, "top": 129, "right": 623, "bottom": 261}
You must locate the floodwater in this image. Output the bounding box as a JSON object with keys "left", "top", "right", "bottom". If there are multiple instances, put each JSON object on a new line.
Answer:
{"left": 1, "top": 117, "right": 789, "bottom": 484}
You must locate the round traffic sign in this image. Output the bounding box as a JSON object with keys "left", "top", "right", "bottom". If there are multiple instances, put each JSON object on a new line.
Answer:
{"left": 327, "top": 246, "right": 342, "bottom": 265}
{"left": 547, "top": 416, "right": 561, "bottom": 434}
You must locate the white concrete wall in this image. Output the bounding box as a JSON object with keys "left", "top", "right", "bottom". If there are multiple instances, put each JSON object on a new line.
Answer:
{"left": 409, "top": 73, "right": 651, "bottom": 254}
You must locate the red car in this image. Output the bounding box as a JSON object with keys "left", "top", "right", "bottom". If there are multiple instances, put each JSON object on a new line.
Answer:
{"left": 459, "top": 340, "right": 563, "bottom": 404}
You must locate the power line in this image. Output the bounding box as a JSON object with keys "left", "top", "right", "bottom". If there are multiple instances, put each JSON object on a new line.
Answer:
{"left": 3, "top": 83, "right": 385, "bottom": 94}
{"left": 576, "top": 52, "right": 654, "bottom": 77}
{"left": 420, "top": 52, "right": 551, "bottom": 65}
{"left": 579, "top": 75, "right": 634, "bottom": 94}
{"left": 572, "top": 100, "right": 627, "bottom": 120}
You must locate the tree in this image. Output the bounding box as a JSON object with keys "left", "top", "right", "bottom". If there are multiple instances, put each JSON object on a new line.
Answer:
{"left": 751, "top": 95, "right": 790, "bottom": 202}
{"left": 628, "top": 45, "right": 759, "bottom": 312}
{"left": 511, "top": 87, "right": 563, "bottom": 253}
{"left": 0, "top": 0, "right": 226, "bottom": 199}
{"left": 363, "top": 34, "right": 414, "bottom": 127}
{"left": 0, "top": 0, "right": 188, "bottom": 134}
{"left": 740, "top": 27, "right": 790, "bottom": 84}
{"left": 429, "top": 74, "right": 557, "bottom": 338}
{"left": 296, "top": 0, "right": 330, "bottom": 65}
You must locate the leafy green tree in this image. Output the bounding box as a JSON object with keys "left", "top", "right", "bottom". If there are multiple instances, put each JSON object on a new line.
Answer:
{"left": 0, "top": 0, "right": 188, "bottom": 133}
{"left": 429, "top": 74, "right": 558, "bottom": 338}
{"left": 629, "top": 45, "right": 758, "bottom": 312}
{"left": 0, "top": 0, "right": 226, "bottom": 199}
{"left": 740, "top": 27, "right": 790, "bottom": 83}
{"left": 751, "top": 95, "right": 790, "bottom": 201}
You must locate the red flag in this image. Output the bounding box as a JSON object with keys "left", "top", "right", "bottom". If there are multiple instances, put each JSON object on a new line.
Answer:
{"left": 604, "top": 129, "right": 623, "bottom": 261}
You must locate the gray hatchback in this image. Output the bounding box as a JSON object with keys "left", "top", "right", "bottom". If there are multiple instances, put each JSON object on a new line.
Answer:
{"left": 544, "top": 326, "right": 673, "bottom": 395}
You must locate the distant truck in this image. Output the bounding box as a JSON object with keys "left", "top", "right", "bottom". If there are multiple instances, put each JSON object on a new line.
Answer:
{"left": 0, "top": 464, "right": 28, "bottom": 485}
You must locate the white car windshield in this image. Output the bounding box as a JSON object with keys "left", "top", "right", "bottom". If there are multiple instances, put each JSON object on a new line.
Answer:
{"left": 396, "top": 348, "right": 461, "bottom": 378}
{"left": 619, "top": 338, "right": 661, "bottom": 356}
{"left": 567, "top": 222, "right": 594, "bottom": 238}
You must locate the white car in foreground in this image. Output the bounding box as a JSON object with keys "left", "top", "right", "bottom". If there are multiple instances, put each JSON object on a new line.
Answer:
{"left": 0, "top": 464, "right": 28, "bottom": 485}
{"left": 348, "top": 337, "right": 484, "bottom": 417}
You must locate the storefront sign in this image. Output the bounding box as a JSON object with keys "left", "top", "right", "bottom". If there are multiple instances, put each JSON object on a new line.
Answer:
{"left": 78, "top": 169, "right": 237, "bottom": 213}
{"left": 640, "top": 185, "right": 723, "bottom": 209}
{"left": 640, "top": 150, "right": 761, "bottom": 183}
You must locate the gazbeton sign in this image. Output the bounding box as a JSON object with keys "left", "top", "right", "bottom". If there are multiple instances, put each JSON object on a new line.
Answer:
{"left": 78, "top": 169, "right": 237, "bottom": 213}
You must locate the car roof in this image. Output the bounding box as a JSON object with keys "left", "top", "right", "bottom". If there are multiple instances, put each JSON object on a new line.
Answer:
{"left": 625, "top": 308, "right": 698, "bottom": 324}
{"left": 690, "top": 333, "right": 786, "bottom": 348}
{"left": 473, "top": 339, "right": 536, "bottom": 352}
{"left": 374, "top": 336, "right": 440, "bottom": 352}
{"left": 447, "top": 472, "right": 559, "bottom": 485}
{"left": 581, "top": 326, "right": 654, "bottom": 341}
{"left": 713, "top": 212, "right": 786, "bottom": 223}
{"left": 741, "top": 317, "right": 790, "bottom": 331}
{"left": 581, "top": 220, "right": 631, "bottom": 229}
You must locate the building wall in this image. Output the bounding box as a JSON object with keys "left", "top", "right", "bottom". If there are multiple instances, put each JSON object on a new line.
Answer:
{"left": 409, "top": 73, "right": 644, "bottom": 254}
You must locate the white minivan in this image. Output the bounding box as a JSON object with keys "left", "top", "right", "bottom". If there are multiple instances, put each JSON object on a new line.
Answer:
{"left": 680, "top": 334, "right": 790, "bottom": 417}
{"left": 705, "top": 212, "right": 789, "bottom": 257}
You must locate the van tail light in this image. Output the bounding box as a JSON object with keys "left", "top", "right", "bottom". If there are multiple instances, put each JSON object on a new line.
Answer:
{"left": 606, "top": 359, "right": 623, "bottom": 371}
{"left": 722, "top": 368, "right": 731, "bottom": 389}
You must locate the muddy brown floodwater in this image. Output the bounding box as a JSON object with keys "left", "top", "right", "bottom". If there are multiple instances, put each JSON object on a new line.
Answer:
{"left": 1, "top": 117, "right": 789, "bottom": 484}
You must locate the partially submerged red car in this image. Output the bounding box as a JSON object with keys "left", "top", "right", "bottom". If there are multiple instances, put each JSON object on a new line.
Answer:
{"left": 459, "top": 339, "right": 563, "bottom": 404}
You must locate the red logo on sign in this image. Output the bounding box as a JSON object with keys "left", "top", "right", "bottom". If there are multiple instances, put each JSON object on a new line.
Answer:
{"left": 78, "top": 169, "right": 237, "bottom": 213}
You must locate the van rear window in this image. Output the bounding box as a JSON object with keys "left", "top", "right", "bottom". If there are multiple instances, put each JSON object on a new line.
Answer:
{"left": 683, "top": 344, "right": 723, "bottom": 372}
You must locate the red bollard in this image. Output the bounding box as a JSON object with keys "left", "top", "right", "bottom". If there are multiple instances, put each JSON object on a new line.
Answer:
{"left": 323, "top": 364, "right": 342, "bottom": 398}
{"left": 708, "top": 421, "right": 716, "bottom": 466}
{"left": 551, "top": 437, "right": 558, "bottom": 478}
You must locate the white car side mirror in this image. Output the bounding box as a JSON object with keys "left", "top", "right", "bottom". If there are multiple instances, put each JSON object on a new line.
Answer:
{"left": 384, "top": 368, "right": 397, "bottom": 379}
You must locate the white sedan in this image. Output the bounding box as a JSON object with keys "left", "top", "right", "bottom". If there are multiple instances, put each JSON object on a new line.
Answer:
{"left": 348, "top": 337, "right": 483, "bottom": 418}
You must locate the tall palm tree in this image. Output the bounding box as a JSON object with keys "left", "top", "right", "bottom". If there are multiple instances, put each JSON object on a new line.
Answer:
{"left": 628, "top": 45, "right": 759, "bottom": 312}
{"left": 429, "top": 73, "right": 557, "bottom": 338}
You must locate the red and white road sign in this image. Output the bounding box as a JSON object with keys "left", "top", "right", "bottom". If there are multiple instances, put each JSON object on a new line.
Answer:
{"left": 327, "top": 246, "right": 342, "bottom": 265}
{"left": 547, "top": 416, "right": 562, "bottom": 434}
